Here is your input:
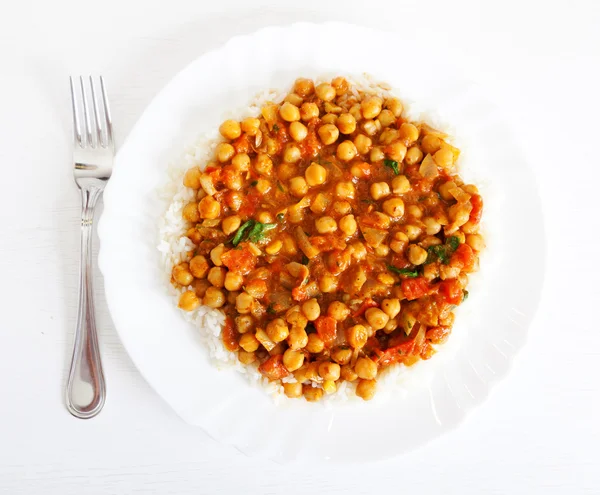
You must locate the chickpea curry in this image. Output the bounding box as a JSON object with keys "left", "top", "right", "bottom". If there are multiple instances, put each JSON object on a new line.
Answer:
{"left": 172, "top": 77, "right": 484, "bottom": 402}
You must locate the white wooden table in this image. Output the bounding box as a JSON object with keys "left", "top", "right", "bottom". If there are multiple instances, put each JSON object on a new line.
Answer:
{"left": 1, "top": 1, "right": 599, "bottom": 493}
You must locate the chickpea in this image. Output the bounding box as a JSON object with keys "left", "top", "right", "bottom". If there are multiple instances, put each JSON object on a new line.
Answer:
{"left": 467, "top": 233, "right": 485, "bottom": 251}
{"left": 365, "top": 308, "right": 389, "bottom": 330}
{"left": 370, "top": 146, "right": 385, "bottom": 162}
{"left": 301, "top": 298, "right": 321, "bottom": 321}
{"left": 336, "top": 140, "right": 358, "bottom": 162}
{"left": 226, "top": 191, "right": 243, "bottom": 211}
{"left": 183, "top": 167, "right": 202, "bottom": 189}
{"left": 399, "top": 122, "right": 419, "bottom": 144}
{"left": 335, "top": 181, "right": 355, "bottom": 199}
{"left": 331, "top": 76, "right": 349, "bottom": 95}
{"left": 207, "top": 267, "right": 225, "bottom": 288}
{"left": 319, "top": 361, "right": 341, "bottom": 381}
{"left": 363, "top": 119, "right": 381, "bottom": 136}
{"left": 238, "top": 333, "right": 259, "bottom": 353}
{"left": 347, "top": 324, "right": 368, "bottom": 349}
{"left": 265, "top": 239, "right": 283, "bottom": 255}
{"left": 220, "top": 215, "right": 240, "bottom": 236}
{"left": 232, "top": 153, "right": 250, "bottom": 172}
{"left": 283, "top": 382, "right": 303, "bottom": 398}
{"left": 319, "top": 272, "right": 338, "bottom": 293}
{"left": 216, "top": 142, "right": 235, "bottom": 163}
{"left": 354, "top": 134, "right": 372, "bottom": 155}
{"left": 236, "top": 292, "right": 253, "bottom": 314}
{"left": 386, "top": 141, "right": 407, "bottom": 162}
{"left": 219, "top": 119, "right": 241, "bottom": 140}
{"left": 315, "top": 82, "right": 336, "bottom": 101}
{"left": 203, "top": 287, "right": 225, "bottom": 308}
{"left": 333, "top": 201, "right": 352, "bottom": 215}
{"left": 283, "top": 349, "right": 305, "bottom": 372}
{"left": 305, "top": 163, "right": 327, "bottom": 186}
{"left": 198, "top": 196, "right": 220, "bottom": 219}
{"left": 192, "top": 279, "right": 211, "bottom": 298}
{"left": 421, "top": 134, "right": 442, "bottom": 154}
{"left": 318, "top": 123, "right": 339, "bottom": 145}
{"left": 294, "top": 78, "right": 314, "bottom": 97}
{"left": 279, "top": 102, "right": 301, "bottom": 122}
{"left": 423, "top": 216, "right": 442, "bottom": 235}
{"left": 327, "top": 301, "right": 350, "bottom": 321}
{"left": 391, "top": 175, "right": 411, "bottom": 194}
{"left": 235, "top": 315, "right": 254, "bottom": 334}
{"left": 283, "top": 144, "right": 302, "bottom": 164}
{"left": 182, "top": 202, "right": 200, "bottom": 223}
{"left": 405, "top": 146, "right": 424, "bottom": 165}
{"left": 407, "top": 244, "right": 428, "bottom": 265}
{"left": 400, "top": 224, "right": 422, "bottom": 241}
{"left": 223, "top": 271, "right": 243, "bottom": 292}
{"left": 337, "top": 113, "right": 357, "bottom": 134}
{"left": 210, "top": 244, "right": 226, "bottom": 267}
{"left": 287, "top": 121, "right": 307, "bottom": 142}
{"left": 356, "top": 379, "right": 377, "bottom": 400}
{"left": 303, "top": 385, "right": 324, "bottom": 402}
{"left": 254, "top": 153, "right": 273, "bottom": 177}
{"left": 339, "top": 214, "right": 357, "bottom": 236}
{"left": 286, "top": 309, "right": 307, "bottom": 328}
{"left": 379, "top": 128, "right": 400, "bottom": 145}
{"left": 361, "top": 96, "right": 383, "bottom": 119}
{"left": 288, "top": 326, "right": 308, "bottom": 350}
{"left": 331, "top": 347, "right": 352, "bottom": 365}
{"left": 350, "top": 241, "right": 367, "bottom": 261}
{"left": 322, "top": 379, "right": 336, "bottom": 395}
{"left": 189, "top": 256, "right": 209, "bottom": 279}
{"left": 381, "top": 298, "right": 401, "bottom": 318}
{"left": 301, "top": 102, "right": 319, "bottom": 121}
{"left": 240, "top": 117, "right": 260, "bottom": 136}
{"left": 178, "top": 290, "right": 200, "bottom": 311}
{"left": 375, "top": 244, "right": 390, "bottom": 257}
{"left": 341, "top": 364, "right": 358, "bottom": 382}
{"left": 306, "top": 333, "right": 325, "bottom": 354}
{"left": 238, "top": 351, "right": 257, "bottom": 365}
{"left": 172, "top": 262, "right": 193, "bottom": 286}
{"left": 315, "top": 216, "right": 337, "bottom": 234}
{"left": 434, "top": 147, "right": 454, "bottom": 168}
{"left": 355, "top": 357, "right": 378, "bottom": 380}
{"left": 382, "top": 197, "right": 405, "bottom": 218}
{"left": 407, "top": 204, "right": 423, "bottom": 219}
{"left": 322, "top": 113, "right": 338, "bottom": 124}
{"left": 449, "top": 203, "right": 471, "bottom": 227}
{"left": 266, "top": 318, "right": 289, "bottom": 343}
{"left": 377, "top": 109, "right": 396, "bottom": 127}
{"left": 384, "top": 97, "right": 403, "bottom": 117}
{"left": 370, "top": 182, "right": 391, "bottom": 200}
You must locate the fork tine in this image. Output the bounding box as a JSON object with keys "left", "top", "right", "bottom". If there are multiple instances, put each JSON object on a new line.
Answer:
{"left": 69, "top": 77, "right": 83, "bottom": 147}
{"left": 99, "top": 76, "right": 113, "bottom": 148}
{"left": 79, "top": 76, "right": 94, "bottom": 147}
{"left": 89, "top": 76, "right": 104, "bottom": 148}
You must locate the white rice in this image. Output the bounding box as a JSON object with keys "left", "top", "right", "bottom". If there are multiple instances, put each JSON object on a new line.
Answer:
{"left": 157, "top": 74, "right": 478, "bottom": 404}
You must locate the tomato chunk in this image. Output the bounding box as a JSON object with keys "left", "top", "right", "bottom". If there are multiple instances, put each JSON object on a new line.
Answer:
{"left": 426, "top": 326, "right": 452, "bottom": 345}
{"left": 258, "top": 355, "right": 290, "bottom": 381}
{"left": 438, "top": 279, "right": 463, "bottom": 305}
{"left": 469, "top": 194, "right": 483, "bottom": 224}
{"left": 401, "top": 277, "right": 432, "bottom": 300}
{"left": 220, "top": 248, "right": 257, "bottom": 275}
{"left": 232, "top": 134, "right": 251, "bottom": 154}
{"left": 314, "top": 316, "right": 337, "bottom": 347}
{"left": 450, "top": 243, "right": 475, "bottom": 271}
{"left": 221, "top": 317, "right": 239, "bottom": 352}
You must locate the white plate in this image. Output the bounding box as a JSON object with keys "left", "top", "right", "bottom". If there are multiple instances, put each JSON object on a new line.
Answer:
{"left": 98, "top": 22, "right": 545, "bottom": 463}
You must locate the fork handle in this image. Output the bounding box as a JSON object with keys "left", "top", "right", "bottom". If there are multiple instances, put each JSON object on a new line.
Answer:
{"left": 66, "top": 187, "right": 106, "bottom": 419}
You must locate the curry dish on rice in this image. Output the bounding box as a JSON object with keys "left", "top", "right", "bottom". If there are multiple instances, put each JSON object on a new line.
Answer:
{"left": 170, "top": 76, "right": 484, "bottom": 401}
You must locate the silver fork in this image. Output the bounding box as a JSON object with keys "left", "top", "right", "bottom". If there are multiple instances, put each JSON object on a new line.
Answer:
{"left": 66, "top": 76, "right": 113, "bottom": 419}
